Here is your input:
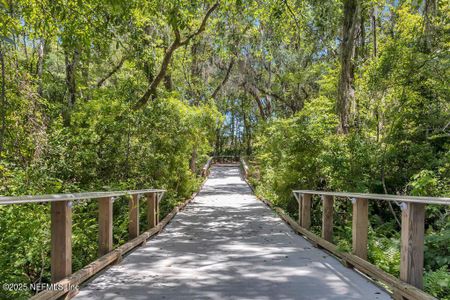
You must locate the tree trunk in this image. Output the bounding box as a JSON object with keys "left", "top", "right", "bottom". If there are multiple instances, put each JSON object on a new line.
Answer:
{"left": 189, "top": 146, "right": 197, "bottom": 173}
{"left": 163, "top": 73, "right": 173, "bottom": 91}
{"left": 97, "top": 56, "right": 126, "bottom": 88}
{"left": 23, "top": 34, "right": 29, "bottom": 69}
{"left": 243, "top": 107, "right": 252, "bottom": 155}
{"left": 231, "top": 110, "right": 235, "bottom": 151}
{"left": 214, "top": 127, "right": 221, "bottom": 156}
{"left": 123, "top": 119, "right": 132, "bottom": 179}
{"left": 0, "top": 47, "right": 6, "bottom": 157}
{"left": 371, "top": 6, "right": 377, "bottom": 57}
{"left": 337, "top": 0, "right": 359, "bottom": 134}
{"left": 234, "top": 107, "right": 239, "bottom": 156}
{"left": 244, "top": 82, "right": 267, "bottom": 121}
{"left": 63, "top": 49, "right": 79, "bottom": 125}
{"left": 358, "top": 5, "right": 365, "bottom": 59}
{"left": 211, "top": 58, "right": 234, "bottom": 99}
{"left": 423, "top": 0, "right": 436, "bottom": 52}
{"left": 81, "top": 47, "right": 90, "bottom": 90}
{"left": 134, "top": 35, "right": 180, "bottom": 109}
{"left": 190, "top": 41, "right": 201, "bottom": 102}
{"left": 265, "top": 95, "right": 272, "bottom": 118}
{"left": 134, "top": 2, "right": 219, "bottom": 109}
{"left": 36, "top": 39, "right": 45, "bottom": 97}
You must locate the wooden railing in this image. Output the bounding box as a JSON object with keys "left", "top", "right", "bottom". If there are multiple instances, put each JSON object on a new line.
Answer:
{"left": 205, "top": 157, "right": 447, "bottom": 299}
{"left": 201, "top": 155, "right": 242, "bottom": 177}
{"left": 292, "top": 190, "right": 450, "bottom": 300}
{"left": 0, "top": 189, "right": 165, "bottom": 298}
{"left": 201, "top": 157, "right": 214, "bottom": 177}
{"left": 212, "top": 155, "right": 239, "bottom": 164}
{"left": 240, "top": 157, "right": 249, "bottom": 178}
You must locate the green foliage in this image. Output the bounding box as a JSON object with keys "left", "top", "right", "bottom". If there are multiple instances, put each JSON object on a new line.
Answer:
{"left": 0, "top": 205, "right": 50, "bottom": 299}
{"left": 368, "top": 231, "right": 401, "bottom": 276}
{"left": 424, "top": 267, "right": 450, "bottom": 300}
{"left": 0, "top": 89, "right": 218, "bottom": 298}
{"left": 0, "top": 0, "right": 449, "bottom": 298}
{"left": 250, "top": 3, "right": 449, "bottom": 297}
{"left": 425, "top": 229, "right": 450, "bottom": 271}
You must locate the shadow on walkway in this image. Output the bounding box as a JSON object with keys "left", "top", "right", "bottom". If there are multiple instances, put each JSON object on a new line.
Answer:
{"left": 75, "top": 166, "right": 390, "bottom": 300}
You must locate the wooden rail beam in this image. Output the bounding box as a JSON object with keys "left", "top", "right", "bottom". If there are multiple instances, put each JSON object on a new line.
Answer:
{"left": 98, "top": 197, "right": 113, "bottom": 256}
{"left": 301, "top": 194, "right": 312, "bottom": 230}
{"left": 51, "top": 201, "right": 72, "bottom": 282}
{"left": 400, "top": 202, "right": 425, "bottom": 289}
{"left": 322, "top": 195, "right": 334, "bottom": 242}
{"left": 129, "top": 194, "right": 140, "bottom": 239}
{"left": 273, "top": 204, "right": 435, "bottom": 300}
{"left": 352, "top": 198, "right": 368, "bottom": 260}
{"left": 240, "top": 158, "right": 250, "bottom": 179}
{"left": 289, "top": 189, "right": 444, "bottom": 299}
{"left": 32, "top": 190, "right": 190, "bottom": 300}
{"left": 201, "top": 157, "right": 213, "bottom": 177}
{"left": 147, "top": 192, "right": 158, "bottom": 228}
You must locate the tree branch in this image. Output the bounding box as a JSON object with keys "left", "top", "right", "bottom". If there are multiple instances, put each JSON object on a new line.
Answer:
{"left": 242, "top": 82, "right": 267, "bottom": 121}
{"left": 134, "top": 2, "right": 219, "bottom": 109}
{"left": 211, "top": 58, "right": 234, "bottom": 99}
{"left": 180, "top": 2, "right": 220, "bottom": 46}
{"left": 96, "top": 56, "right": 126, "bottom": 88}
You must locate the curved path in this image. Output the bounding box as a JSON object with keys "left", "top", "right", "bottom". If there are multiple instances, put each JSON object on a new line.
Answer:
{"left": 76, "top": 165, "right": 390, "bottom": 300}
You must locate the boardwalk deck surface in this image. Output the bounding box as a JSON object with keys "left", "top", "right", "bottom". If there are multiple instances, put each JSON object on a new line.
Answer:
{"left": 76, "top": 166, "right": 390, "bottom": 300}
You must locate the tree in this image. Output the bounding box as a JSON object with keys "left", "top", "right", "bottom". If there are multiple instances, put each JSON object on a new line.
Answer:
{"left": 337, "top": 0, "right": 359, "bottom": 134}
{"left": 134, "top": 2, "right": 219, "bottom": 109}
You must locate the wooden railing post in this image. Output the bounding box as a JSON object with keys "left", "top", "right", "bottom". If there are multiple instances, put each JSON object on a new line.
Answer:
{"left": 322, "top": 195, "right": 334, "bottom": 242}
{"left": 98, "top": 197, "right": 113, "bottom": 256}
{"left": 147, "top": 192, "right": 158, "bottom": 228}
{"left": 129, "top": 194, "right": 139, "bottom": 239}
{"left": 352, "top": 198, "right": 368, "bottom": 260}
{"left": 51, "top": 201, "right": 72, "bottom": 282}
{"left": 400, "top": 202, "right": 425, "bottom": 289}
{"left": 295, "top": 193, "right": 301, "bottom": 225}
{"left": 301, "top": 194, "right": 312, "bottom": 230}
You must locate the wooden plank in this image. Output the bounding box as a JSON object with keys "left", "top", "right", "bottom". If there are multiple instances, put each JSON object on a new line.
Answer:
{"left": 240, "top": 158, "right": 250, "bottom": 179}
{"left": 32, "top": 189, "right": 197, "bottom": 300}
{"left": 293, "top": 190, "right": 450, "bottom": 205}
{"left": 400, "top": 202, "right": 425, "bottom": 289}
{"left": 147, "top": 192, "right": 158, "bottom": 228}
{"left": 352, "top": 198, "right": 368, "bottom": 260}
{"left": 322, "top": 195, "right": 334, "bottom": 242}
{"left": 0, "top": 189, "right": 165, "bottom": 205}
{"left": 98, "top": 197, "right": 113, "bottom": 256}
{"left": 129, "top": 194, "right": 140, "bottom": 239}
{"left": 301, "top": 194, "right": 312, "bottom": 229}
{"left": 51, "top": 201, "right": 72, "bottom": 283}
{"left": 201, "top": 157, "right": 213, "bottom": 177}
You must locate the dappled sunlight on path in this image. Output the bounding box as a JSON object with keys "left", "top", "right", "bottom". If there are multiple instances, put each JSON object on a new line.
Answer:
{"left": 76, "top": 166, "right": 390, "bottom": 300}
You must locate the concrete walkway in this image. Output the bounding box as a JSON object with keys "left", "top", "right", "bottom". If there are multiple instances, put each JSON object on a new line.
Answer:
{"left": 76, "top": 166, "right": 391, "bottom": 300}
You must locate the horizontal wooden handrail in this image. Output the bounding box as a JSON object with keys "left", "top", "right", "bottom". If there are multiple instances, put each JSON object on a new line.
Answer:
{"left": 271, "top": 205, "right": 435, "bottom": 300}
{"left": 201, "top": 157, "right": 213, "bottom": 177}
{"left": 0, "top": 188, "right": 166, "bottom": 297}
{"left": 240, "top": 157, "right": 249, "bottom": 179}
{"left": 212, "top": 155, "right": 240, "bottom": 163}
{"left": 0, "top": 189, "right": 165, "bottom": 205}
{"left": 31, "top": 185, "right": 202, "bottom": 300}
{"left": 292, "top": 189, "right": 447, "bottom": 299}
{"left": 293, "top": 190, "right": 450, "bottom": 205}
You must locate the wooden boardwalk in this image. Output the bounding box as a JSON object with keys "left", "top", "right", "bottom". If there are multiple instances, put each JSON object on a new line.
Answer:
{"left": 75, "top": 165, "right": 390, "bottom": 300}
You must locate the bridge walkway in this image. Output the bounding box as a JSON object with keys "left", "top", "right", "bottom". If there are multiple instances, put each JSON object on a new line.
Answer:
{"left": 76, "top": 165, "right": 390, "bottom": 300}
